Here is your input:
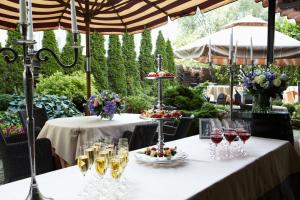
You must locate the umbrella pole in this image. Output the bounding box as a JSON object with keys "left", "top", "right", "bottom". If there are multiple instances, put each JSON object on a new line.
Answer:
{"left": 229, "top": 65, "right": 233, "bottom": 120}
{"left": 267, "top": 0, "right": 276, "bottom": 67}
{"left": 85, "top": 0, "right": 91, "bottom": 116}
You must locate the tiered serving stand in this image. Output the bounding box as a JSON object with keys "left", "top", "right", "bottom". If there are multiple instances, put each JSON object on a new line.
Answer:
{"left": 144, "top": 54, "right": 178, "bottom": 154}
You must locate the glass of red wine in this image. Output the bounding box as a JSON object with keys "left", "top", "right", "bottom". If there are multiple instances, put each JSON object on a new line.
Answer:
{"left": 223, "top": 128, "right": 237, "bottom": 158}
{"left": 236, "top": 128, "right": 251, "bottom": 156}
{"left": 210, "top": 128, "right": 223, "bottom": 159}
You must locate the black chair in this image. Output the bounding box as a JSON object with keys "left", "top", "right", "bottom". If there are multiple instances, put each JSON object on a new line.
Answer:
{"left": 216, "top": 93, "right": 227, "bottom": 105}
{"left": 251, "top": 113, "right": 294, "bottom": 144}
{"left": 163, "top": 117, "right": 194, "bottom": 142}
{"left": 123, "top": 123, "right": 158, "bottom": 151}
{"left": 0, "top": 130, "right": 55, "bottom": 183}
{"left": 19, "top": 107, "right": 48, "bottom": 138}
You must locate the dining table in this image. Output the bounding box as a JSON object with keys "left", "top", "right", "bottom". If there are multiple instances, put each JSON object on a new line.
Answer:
{"left": 38, "top": 113, "right": 153, "bottom": 165}
{"left": 1, "top": 135, "right": 300, "bottom": 200}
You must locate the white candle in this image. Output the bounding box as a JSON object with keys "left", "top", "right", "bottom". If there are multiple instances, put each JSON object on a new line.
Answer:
{"left": 27, "top": 0, "right": 33, "bottom": 40}
{"left": 19, "top": 0, "right": 27, "bottom": 24}
{"left": 229, "top": 28, "right": 233, "bottom": 60}
{"left": 233, "top": 40, "right": 238, "bottom": 64}
{"left": 208, "top": 39, "right": 212, "bottom": 63}
{"left": 70, "top": 0, "right": 78, "bottom": 33}
{"left": 250, "top": 36, "right": 253, "bottom": 62}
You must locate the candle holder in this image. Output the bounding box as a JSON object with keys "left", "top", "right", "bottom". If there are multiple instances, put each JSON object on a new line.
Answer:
{"left": 0, "top": 22, "right": 80, "bottom": 200}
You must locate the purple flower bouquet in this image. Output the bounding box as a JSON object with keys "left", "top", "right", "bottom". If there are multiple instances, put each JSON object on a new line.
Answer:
{"left": 88, "top": 91, "right": 123, "bottom": 120}
{"left": 243, "top": 70, "right": 288, "bottom": 113}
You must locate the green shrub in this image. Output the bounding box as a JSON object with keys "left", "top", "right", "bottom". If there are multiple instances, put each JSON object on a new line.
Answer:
{"left": 0, "top": 94, "right": 13, "bottom": 111}
{"left": 125, "top": 95, "right": 155, "bottom": 113}
{"left": 36, "top": 71, "right": 97, "bottom": 111}
{"left": 0, "top": 111, "right": 21, "bottom": 126}
{"left": 164, "top": 85, "right": 205, "bottom": 110}
{"left": 0, "top": 111, "right": 24, "bottom": 135}
{"left": 8, "top": 95, "right": 82, "bottom": 119}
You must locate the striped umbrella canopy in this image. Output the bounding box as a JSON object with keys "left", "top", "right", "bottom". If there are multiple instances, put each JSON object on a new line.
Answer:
{"left": 0, "top": 0, "right": 235, "bottom": 99}
{"left": 0, "top": 0, "right": 235, "bottom": 33}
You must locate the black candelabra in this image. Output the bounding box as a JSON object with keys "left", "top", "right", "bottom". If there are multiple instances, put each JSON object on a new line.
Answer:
{"left": 0, "top": 20, "right": 80, "bottom": 200}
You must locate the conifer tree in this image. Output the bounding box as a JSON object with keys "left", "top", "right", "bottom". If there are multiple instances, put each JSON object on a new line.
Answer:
{"left": 5, "top": 27, "right": 23, "bottom": 94}
{"left": 107, "top": 35, "right": 127, "bottom": 96}
{"left": 40, "top": 30, "right": 61, "bottom": 77}
{"left": 0, "top": 43, "right": 7, "bottom": 93}
{"left": 91, "top": 32, "right": 108, "bottom": 90}
{"left": 154, "top": 31, "right": 168, "bottom": 71}
{"left": 165, "top": 39, "right": 176, "bottom": 73}
{"left": 122, "top": 33, "right": 141, "bottom": 95}
{"left": 61, "top": 31, "right": 84, "bottom": 74}
{"left": 138, "top": 29, "right": 155, "bottom": 80}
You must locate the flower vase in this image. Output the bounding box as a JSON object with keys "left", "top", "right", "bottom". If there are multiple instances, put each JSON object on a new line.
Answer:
{"left": 252, "top": 94, "right": 271, "bottom": 113}
{"left": 101, "top": 113, "right": 114, "bottom": 120}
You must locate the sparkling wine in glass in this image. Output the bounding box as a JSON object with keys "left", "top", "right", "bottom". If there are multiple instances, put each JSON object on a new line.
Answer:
{"left": 85, "top": 146, "right": 95, "bottom": 169}
{"left": 77, "top": 145, "right": 89, "bottom": 176}
{"left": 95, "top": 149, "right": 108, "bottom": 178}
{"left": 111, "top": 156, "right": 122, "bottom": 180}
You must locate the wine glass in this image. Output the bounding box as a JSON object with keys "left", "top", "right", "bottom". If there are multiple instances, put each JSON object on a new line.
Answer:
{"left": 210, "top": 128, "right": 223, "bottom": 159}
{"left": 111, "top": 151, "right": 122, "bottom": 180}
{"left": 223, "top": 128, "right": 237, "bottom": 158}
{"left": 104, "top": 137, "right": 114, "bottom": 165}
{"left": 85, "top": 142, "right": 96, "bottom": 169}
{"left": 118, "top": 138, "right": 129, "bottom": 166}
{"left": 77, "top": 145, "right": 89, "bottom": 176}
{"left": 236, "top": 128, "right": 251, "bottom": 156}
{"left": 95, "top": 147, "right": 108, "bottom": 179}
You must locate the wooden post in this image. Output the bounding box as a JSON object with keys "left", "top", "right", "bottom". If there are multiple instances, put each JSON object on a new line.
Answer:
{"left": 267, "top": 0, "right": 276, "bottom": 66}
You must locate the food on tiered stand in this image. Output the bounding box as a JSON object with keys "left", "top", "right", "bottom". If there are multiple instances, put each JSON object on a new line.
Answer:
{"left": 145, "top": 71, "right": 175, "bottom": 78}
{"left": 141, "top": 109, "right": 181, "bottom": 119}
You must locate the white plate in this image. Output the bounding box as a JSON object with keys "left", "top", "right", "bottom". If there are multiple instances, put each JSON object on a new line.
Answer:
{"left": 134, "top": 150, "right": 188, "bottom": 164}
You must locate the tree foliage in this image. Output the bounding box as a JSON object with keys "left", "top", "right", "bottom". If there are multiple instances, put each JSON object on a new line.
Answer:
{"left": 5, "top": 27, "right": 23, "bottom": 94}
{"left": 40, "top": 30, "right": 61, "bottom": 77}
{"left": 91, "top": 32, "right": 108, "bottom": 90}
{"left": 138, "top": 29, "right": 155, "bottom": 79}
{"left": 107, "top": 35, "right": 127, "bottom": 96}
{"left": 276, "top": 18, "right": 300, "bottom": 41}
{"left": 154, "top": 31, "right": 168, "bottom": 70}
{"left": 61, "top": 32, "right": 84, "bottom": 74}
{"left": 165, "top": 39, "right": 176, "bottom": 73}
{"left": 122, "top": 33, "right": 142, "bottom": 95}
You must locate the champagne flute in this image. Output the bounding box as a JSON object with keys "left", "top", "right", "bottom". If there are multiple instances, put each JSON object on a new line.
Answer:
{"left": 85, "top": 142, "right": 96, "bottom": 169}
{"left": 111, "top": 153, "right": 122, "bottom": 180}
{"left": 95, "top": 147, "right": 108, "bottom": 179}
{"left": 118, "top": 138, "right": 129, "bottom": 166}
{"left": 77, "top": 145, "right": 89, "bottom": 176}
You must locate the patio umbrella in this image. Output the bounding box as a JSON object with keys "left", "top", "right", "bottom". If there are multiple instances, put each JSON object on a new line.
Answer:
{"left": 0, "top": 0, "right": 236, "bottom": 99}
{"left": 174, "top": 15, "right": 300, "bottom": 66}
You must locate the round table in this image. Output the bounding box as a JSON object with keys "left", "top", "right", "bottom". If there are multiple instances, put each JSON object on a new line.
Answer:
{"left": 38, "top": 113, "right": 152, "bottom": 165}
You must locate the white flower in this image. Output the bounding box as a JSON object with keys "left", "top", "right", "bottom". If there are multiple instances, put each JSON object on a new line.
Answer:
{"left": 272, "top": 78, "right": 281, "bottom": 87}
{"left": 254, "top": 75, "right": 266, "bottom": 84}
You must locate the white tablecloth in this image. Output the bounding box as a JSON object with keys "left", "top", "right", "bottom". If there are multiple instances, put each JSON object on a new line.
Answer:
{"left": 38, "top": 113, "right": 152, "bottom": 165}
{"left": 1, "top": 136, "right": 300, "bottom": 200}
